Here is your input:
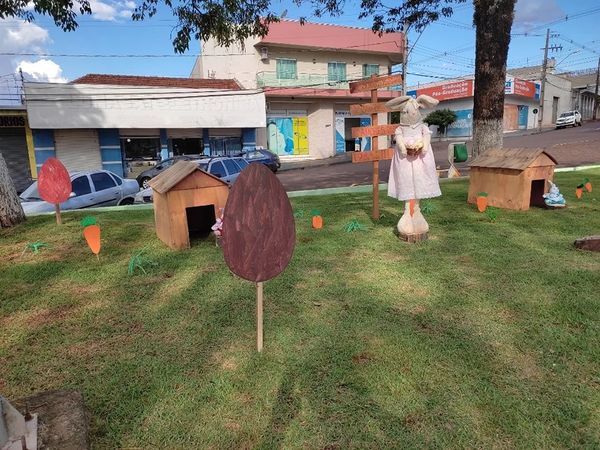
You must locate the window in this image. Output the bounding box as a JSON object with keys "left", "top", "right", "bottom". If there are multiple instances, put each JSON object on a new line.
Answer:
{"left": 71, "top": 176, "right": 92, "bottom": 196}
{"left": 276, "top": 59, "right": 297, "bottom": 80}
{"left": 328, "top": 62, "right": 347, "bottom": 82}
{"left": 210, "top": 161, "right": 227, "bottom": 178}
{"left": 109, "top": 173, "right": 123, "bottom": 185}
{"left": 363, "top": 64, "right": 379, "bottom": 78}
{"left": 223, "top": 159, "right": 240, "bottom": 175}
{"left": 91, "top": 172, "right": 117, "bottom": 191}
{"left": 234, "top": 158, "right": 249, "bottom": 169}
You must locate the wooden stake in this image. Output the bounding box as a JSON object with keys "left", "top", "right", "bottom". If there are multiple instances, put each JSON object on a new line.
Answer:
{"left": 371, "top": 87, "right": 380, "bottom": 220}
{"left": 256, "top": 281, "right": 263, "bottom": 352}
{"left": 54, "top": 203, "right": 62, "bottom": 225}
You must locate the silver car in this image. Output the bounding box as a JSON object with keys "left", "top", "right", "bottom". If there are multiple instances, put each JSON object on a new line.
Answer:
{"left": 20, "top": 170, "right": 139, "bottom": 215}
{"left": 555, "top": 110, "right": 582, "bottom": 129}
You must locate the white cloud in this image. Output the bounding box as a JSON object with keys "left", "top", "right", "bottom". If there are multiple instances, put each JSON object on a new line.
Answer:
{"left": 122, "top": 1, "right": 136, "bottom": 9}
{"left": 74, "top": 0, "right": 134, "bottom": 21}
{"left": 0, "top": 19, "right": 49, "bottom": 53}
{"left": 118, "top": 9, "right": 133, "bottom": 18}
{"left": 514, "top": 0, "right": 564, "bottom": 29}
{"left": 17, "top": 59, "right": 68, "bottom": 83}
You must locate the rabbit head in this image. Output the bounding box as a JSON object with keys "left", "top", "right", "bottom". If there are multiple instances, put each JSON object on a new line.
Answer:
{"left": 385, "top": 94, "right": 439, "bottom": 126}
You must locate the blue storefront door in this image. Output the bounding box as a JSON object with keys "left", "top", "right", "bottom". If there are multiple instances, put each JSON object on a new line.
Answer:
{"left": 518, "top": 106, "right": 529, "bottom": 129}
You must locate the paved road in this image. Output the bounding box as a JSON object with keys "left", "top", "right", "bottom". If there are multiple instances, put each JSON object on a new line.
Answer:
{"left": 278, "top": 121, "right": 600, "bottom": 191}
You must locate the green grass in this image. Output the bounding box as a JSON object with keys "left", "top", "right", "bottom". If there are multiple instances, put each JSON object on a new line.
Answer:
{"left": 1, "top": 170, "right": 600, "bottom": 449}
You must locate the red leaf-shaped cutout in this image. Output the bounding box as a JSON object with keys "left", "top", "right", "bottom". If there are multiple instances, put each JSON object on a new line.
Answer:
{"left": 222, "top": 164, "right": 295, "bottom": 282}
{"left": 38, "top": 158, "right": 72, "bottom": 204}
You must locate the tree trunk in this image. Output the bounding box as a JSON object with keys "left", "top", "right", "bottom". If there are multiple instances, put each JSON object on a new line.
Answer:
{"left": 472, "top": 0, "right": 516, "bottom": 156}
{"left": 0, "top": 152, "right": 26, "bottom": 228}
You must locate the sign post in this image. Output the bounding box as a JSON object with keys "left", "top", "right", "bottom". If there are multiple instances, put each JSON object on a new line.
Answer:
{"left": 349, "top": 74, "right": 402, "bottom": 220}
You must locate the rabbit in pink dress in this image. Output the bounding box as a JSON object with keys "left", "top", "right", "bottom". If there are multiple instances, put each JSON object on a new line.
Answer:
{"left": 385, "top": 95, "right": 441, "bottom": 239}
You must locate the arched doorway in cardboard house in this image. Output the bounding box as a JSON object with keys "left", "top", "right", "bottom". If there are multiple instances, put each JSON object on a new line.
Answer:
{"left": 186, "top": 205, "right": 216, "bottom": 241}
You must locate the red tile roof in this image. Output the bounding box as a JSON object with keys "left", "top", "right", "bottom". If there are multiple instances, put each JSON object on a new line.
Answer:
{"left": 259, "top": 20, "right": 404, "bottom": 60}
{"left": 72, "top": 74, "right": 241, "bottom": 90}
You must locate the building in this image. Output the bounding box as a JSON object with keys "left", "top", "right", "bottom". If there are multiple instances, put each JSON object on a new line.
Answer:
{"left": 408, "top": 64, "right": 574, "bottom": 138}
{"left": 24, "top": 75, "right": 266, "bottom": 180}
{"left": 192, "top": 20, "right": 404, "bottom": 159}
{"left": 559, "top": 68, "right": 599, "bottom": 120}
{"left": 0, "top": 106, "right": 35, "bottom": 192}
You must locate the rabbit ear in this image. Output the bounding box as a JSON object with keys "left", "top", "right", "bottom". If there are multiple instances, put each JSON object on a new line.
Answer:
{"left": 385, "top": 96, "right": 412, "bottom": 110}
{"left": 416, "top": 94, "right": 439, "bottom": 108}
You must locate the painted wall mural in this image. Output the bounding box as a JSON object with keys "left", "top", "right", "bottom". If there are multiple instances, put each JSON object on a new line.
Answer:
{"left": 267, "top": 117, "right": 308, "bottom": 156}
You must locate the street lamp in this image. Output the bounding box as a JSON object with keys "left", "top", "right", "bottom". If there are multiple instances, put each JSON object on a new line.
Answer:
{"left": 555, "top": 50, "right": 581, "bottom": 68}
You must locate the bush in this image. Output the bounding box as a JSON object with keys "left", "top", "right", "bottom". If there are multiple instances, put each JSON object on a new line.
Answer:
{"left": 424, "top": 109, "right": 457, "bottom": 136}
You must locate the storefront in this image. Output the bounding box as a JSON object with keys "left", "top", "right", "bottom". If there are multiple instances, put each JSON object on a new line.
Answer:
{"left": 0, "top": 108, "right": 35, "bottom": 192}
{"left": 24, "top": 76, "right": 266, "bottom": 179}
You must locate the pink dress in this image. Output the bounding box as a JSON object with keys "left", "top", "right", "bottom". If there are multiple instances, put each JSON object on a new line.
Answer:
{"left": 388, "top": 123, "right": 441, "bottom": 201}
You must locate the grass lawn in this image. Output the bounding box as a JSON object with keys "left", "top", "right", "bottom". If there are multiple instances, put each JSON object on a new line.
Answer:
{"left": 1, "top": 170, "right": 600, "bottom": 449}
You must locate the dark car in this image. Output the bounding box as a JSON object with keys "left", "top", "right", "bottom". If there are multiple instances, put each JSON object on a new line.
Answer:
{"left": 240, "top": 147, "right": 280, "bottom": 172}
{"left": 136, "top": 155, "right": 202, "bottom": 188}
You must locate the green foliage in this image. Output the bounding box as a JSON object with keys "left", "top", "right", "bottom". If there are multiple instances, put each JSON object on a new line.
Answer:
{"left": 486, "top": 207, "right": 499, "bottom": 222}
{"left": 0, "top": 0, "right": 92, "bottom": 31}
{"left": 421, "top": 200, "right": 437, "bottom": 215}
{"left": 310, "top": 209, "right": 321, "bottom": 217}
{"left": 423, "top": 109, "right": 458, "bottom": 135}
{"left": 342, "top": 219, "right": 368, "bottom": 232}
{"left": 22, "top": 242, "right": 48, "bottom": 255}
{"left": 293, "top": 209, "right": 305, "bottom": 219}
{"left": 80, "top": 216, "right": 97, "bottom": 227}
{"left": 477, "top": 192, "right": 488, "bottom": 197}
{"left": 128, "top": 250, "right": 156, "bottom": 275}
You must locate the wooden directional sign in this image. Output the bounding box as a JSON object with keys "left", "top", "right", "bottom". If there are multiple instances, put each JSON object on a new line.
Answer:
{"left": 348, "top": 74, "right": 403, "bottom": 220}
{"left": 349, "top": 102, "right": 391, "bottom": 115}
{"left": 349, "top": 74, "right": 403, "bottom": 93}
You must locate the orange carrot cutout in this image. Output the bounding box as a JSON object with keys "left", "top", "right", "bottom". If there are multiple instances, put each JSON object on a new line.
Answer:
{"left": 311, "top": 209, "right": 323, "bottom": 229}
{"left": 83, "top": 225, "right": 101, "bottom": 256}
{"left": 409, "top": 199, "right": 416, "bottom": 217}
{"left": 576, "top": 185, "right": 583, "bottom": 199}
{"left": 583, "top": 178, "right": 592, "bottom": 193}
{"left": 476, "top": 192, "right": 488, "bottom": 213}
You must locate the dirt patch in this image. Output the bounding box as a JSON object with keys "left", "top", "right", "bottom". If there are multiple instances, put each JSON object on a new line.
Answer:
{"left": 14, "top": 390, "right": 89, "bottom": 450}
{"left": 26, "top": 304, "right": 77, "bottom": 328}
{"left": 352, "top": 352, "right": 373, "bottom": 365}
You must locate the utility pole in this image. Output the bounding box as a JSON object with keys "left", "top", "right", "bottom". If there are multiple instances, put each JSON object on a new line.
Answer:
{"left": 593, "top": 55, "right": 600, "bottom": 120}
{"left": 538, "top": 29, "right": 550, "bottom": 132}
{"left": 18, "top": 68, "right": 25, "bottom": 105}
{"left": 401, "top": 26, "right": 408, "bottom": 95}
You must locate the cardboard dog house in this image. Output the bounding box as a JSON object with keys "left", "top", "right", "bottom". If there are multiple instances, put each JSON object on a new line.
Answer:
{"left": 468, "top": 148, "right": 557, "bottom": 211}
{"left": 149, "top": 160, "right": 229, "bottom": 249}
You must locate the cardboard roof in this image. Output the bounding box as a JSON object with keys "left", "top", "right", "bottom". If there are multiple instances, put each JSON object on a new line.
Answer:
{"left": 469, "top": 148, "right": 557, "bottom": 171}
{"left": 148, "top": 160, "right": 228, "bottom": 194}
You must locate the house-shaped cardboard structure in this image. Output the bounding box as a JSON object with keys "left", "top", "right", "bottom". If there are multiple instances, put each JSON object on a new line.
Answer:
{"left": 148, "top": 160, "right": 229, "bottom": 249}
{"left": 468, "top": 148, "right": 557, "bottom": 211}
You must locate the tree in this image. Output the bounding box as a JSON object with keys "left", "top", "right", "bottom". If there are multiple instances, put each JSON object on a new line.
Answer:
{"left": 424, "top": 109, "right": 457, "bottom": 138}
{"left": 0, "top": 153, "right": 25, "bottom": 228}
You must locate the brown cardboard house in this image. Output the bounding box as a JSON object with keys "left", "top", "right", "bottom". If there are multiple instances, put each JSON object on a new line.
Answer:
{"left": 468, "top": 148, "right": 557, "bottom": 211}
{"left": 148, "top": 160, "right": 229, "bottom": 249}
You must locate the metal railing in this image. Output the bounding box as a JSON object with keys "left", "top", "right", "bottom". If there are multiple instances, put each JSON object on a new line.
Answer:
{"left": 256, "top": 72, "right": 349, "bottom": 89}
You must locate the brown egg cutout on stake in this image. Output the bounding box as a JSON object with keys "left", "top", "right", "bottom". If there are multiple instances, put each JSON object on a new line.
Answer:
{"left": 222, "top": 163, "right": 295, "bottom": 351}
{"left": 38, "top": 157, "right": 72, "bottom": 224}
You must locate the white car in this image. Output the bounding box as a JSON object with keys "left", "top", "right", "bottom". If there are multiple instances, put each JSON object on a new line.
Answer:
{"left": 20, "top": 170, "right": 139, "bottom": 215}
{"left": 555, "top": 110, "right": 582, "bottom": 129}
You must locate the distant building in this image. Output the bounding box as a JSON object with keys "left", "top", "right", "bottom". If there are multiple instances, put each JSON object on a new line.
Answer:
{"left": 559, "top": 68, "right": 599, "bottom": 120}
{"left": 192, "top": 20, "right": 404, "bottom": 159}
{"left": 407, "top": 64, "right": 574, "bottom": 138}
{"left": 24, "top": 74, "right": 265, "bottom": 180}
{"left": 0, "top": 106, "right": 35, "bottom": 192}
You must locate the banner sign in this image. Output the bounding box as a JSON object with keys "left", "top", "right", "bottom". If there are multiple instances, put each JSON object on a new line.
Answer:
{"left": 412, "top": 80, "right": 473, "bottom": 101}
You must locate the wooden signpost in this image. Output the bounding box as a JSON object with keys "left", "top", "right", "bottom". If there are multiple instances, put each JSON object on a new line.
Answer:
{"left": 349, "top": 74, "right": 402, "bottom": 220}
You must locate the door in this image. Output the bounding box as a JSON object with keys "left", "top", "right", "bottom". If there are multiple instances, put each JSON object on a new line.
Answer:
{"left": 292, "top": 117, "right": 309, "bottom": 155}
{"left": 89, "top": 171, "right": 121, "bottom": 206}
{"left": 55, "top": 129, "right": 102, "bottom": 173}
{"left": 0, "top": 127, "right": 31, "bottom": 192}
{"left": 61, "top": 174, "right": 93, "bottom": 210}
{"left": 267, "top": 118, "right": 294, "bottom": 156}
{"left": 359, "top": 117, "right": 372, "bottom": 151}
{"left": 518, "top": 106, "right": 529, "bottom": 129}
{"left": 222, "top": 158, "right": 241, "bottom": 184}
{"left": 503, "top": 105, "right": 518, "bottom": 131}
{"left": 552, "top": 97, "right": 559, "bottom": 123}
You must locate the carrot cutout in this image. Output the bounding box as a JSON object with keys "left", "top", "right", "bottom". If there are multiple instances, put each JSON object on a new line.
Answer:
{"left": 409, "top": 199, "right": 416, "bottom": 217}
{"left": 576, "top": 184, "right": 584, "bottom": 199}
{"left": 311, "top": 209, "right": 323, "bottom": 229}
{"left": 583, "top": 178, "right": 592, "bottom": 193}
{"left": 476, "top": 192, "right": 488, "bottom": 212}
{"left": 83, "top": 224, "right": 101, "bottom": 258}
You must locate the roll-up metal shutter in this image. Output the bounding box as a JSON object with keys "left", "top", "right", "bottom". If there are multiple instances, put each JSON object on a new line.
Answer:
{"left": 119, "top": 128, "right": 160, "bottom": 137}
{"left": 0, "top": 127, "right": 31, "bottom": 193}
{"left": 55, "top": 129, "right": 102, "bottom": 173}
{"left": 209, "top": 128, "right": 241, "bottom": 137}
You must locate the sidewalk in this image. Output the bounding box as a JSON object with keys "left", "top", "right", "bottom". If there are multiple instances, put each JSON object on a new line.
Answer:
{"left": 279, "top": 152, "right": 352, "bottom": 171}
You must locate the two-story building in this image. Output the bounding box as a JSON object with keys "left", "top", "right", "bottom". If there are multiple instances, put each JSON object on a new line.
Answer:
{"left": 192, "top": 20, "right": 404, "bottom": 159}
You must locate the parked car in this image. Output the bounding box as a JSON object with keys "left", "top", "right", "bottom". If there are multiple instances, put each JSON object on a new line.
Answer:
{"left": 239, "top": 147, "right": 280, "bottom": 172}
{"left": 134, "top": 156, "right": 248, "bottom": 204}
{"left": 197, "top": 156, "right": 249, "bottom": 184}
{"left": 136, "top": 155, "right": 203, "bottom": 188}
{"left": 555, "top": 110, "right": 582, "bottom": 129}
{"left": 20, "top": 170, "right": 139, "bottom": 215}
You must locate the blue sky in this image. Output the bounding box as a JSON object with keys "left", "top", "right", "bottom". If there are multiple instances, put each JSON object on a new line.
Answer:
{"left": 0, "top": 0, "right": 598, "bottom": 99}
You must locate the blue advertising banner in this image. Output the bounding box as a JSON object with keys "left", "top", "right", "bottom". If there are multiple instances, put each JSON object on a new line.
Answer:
{"left": 446, "top": 109, "right": 473, "bottom": 137}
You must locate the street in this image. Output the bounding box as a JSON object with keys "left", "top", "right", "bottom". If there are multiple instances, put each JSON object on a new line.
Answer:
{"left": 278, "top": 121, "right": 600, "bottom": 191}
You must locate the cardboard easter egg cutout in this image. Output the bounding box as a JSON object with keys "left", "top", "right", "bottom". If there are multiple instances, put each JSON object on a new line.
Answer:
{"left": 222, "top": 163, "right": 295, "bottom": 282}
{"left": 38, "top": 158, "right": 71, "bottom": 204}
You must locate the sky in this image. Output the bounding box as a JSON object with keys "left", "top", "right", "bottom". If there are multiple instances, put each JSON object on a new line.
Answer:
{"left": 0, "top": 0, "right": 599, "bottom": 102}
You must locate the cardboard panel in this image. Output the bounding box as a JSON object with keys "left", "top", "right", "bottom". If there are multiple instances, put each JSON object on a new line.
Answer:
{"left": 351, "top": 148, "right": 394, "bottom": 163}
{"left": 349, "top": 102, "right": 391, "bottom": 115}
{"left": 349, "top": 74, "right": 403, "bottom": 93}
{"left": 351, "top": 124, "right": 398, "bottom": 138}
